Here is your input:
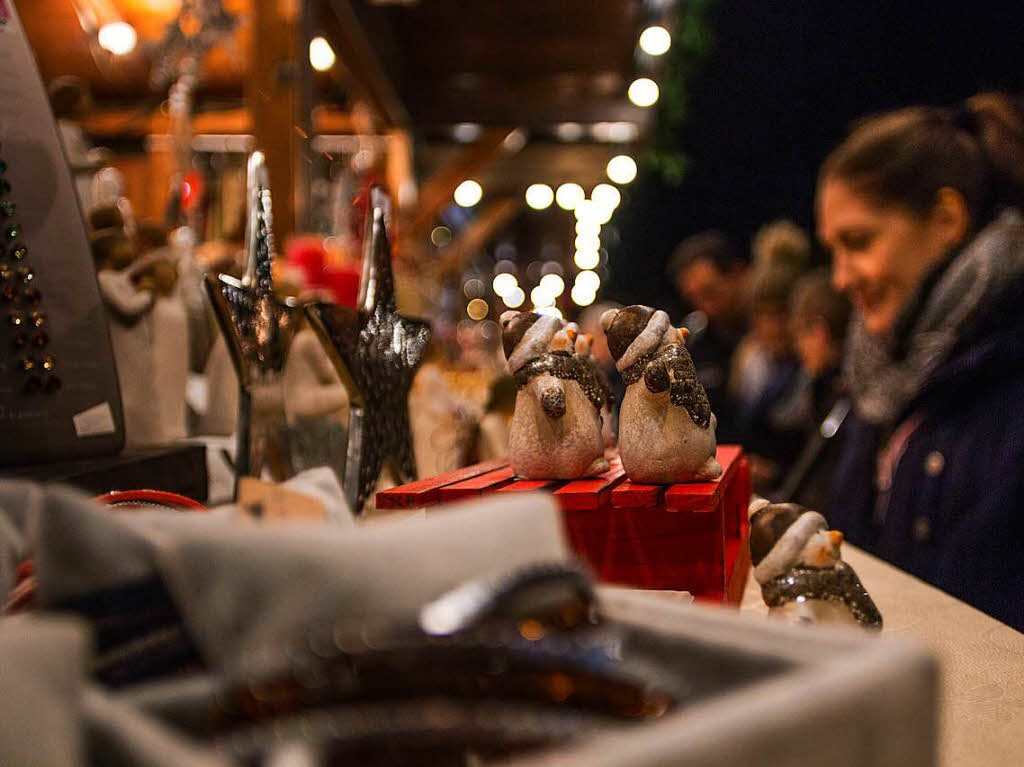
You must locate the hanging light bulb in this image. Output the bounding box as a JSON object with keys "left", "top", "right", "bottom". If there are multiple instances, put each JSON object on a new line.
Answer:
{"left": 555, "top": 183, "right": 585, "bottom": 210}
{"left": 309, "top": 36, "right": 336, "bottom": 71}
{"left": 571, "top": 284, "right": 597, "bottom": 307}
{"left": 530, "top": 285, "right": 555, "bottom": 308}
{"left": 575, "top": 270, "right": 601, "bottom": 294}
{"left": 503, "top": 286, "right": 525, "bottom": 308}
{"left": 592, "top": 183, "right": 621, "bottom": 210}
{"left": 525, "top": 183, "right": 554, "bottom": 210}
{"left": 628, "top": 78, "right": 659, "bottom": 107}
{"left": 574, "top": 233, "right": 600, "bottom": 253}
{"left": 574, "top": 249, "right": 600, "bottom": 270}
{"left": 539, "top": 273, "right": 565, "bottom": 297}
{"left": 454, "top": 180, "right": 483, "bottom": 207}
{"left": 98, "top": 22, "right": 137, "bottom": 56}
{"left": 492, "top": 273, "right": 518, "bottom": 297}
{"left": 639, "top": 26, "right": 672, "bottom": 56}
{"left": 606, "top": 155, "right": 638, "bottom": 184}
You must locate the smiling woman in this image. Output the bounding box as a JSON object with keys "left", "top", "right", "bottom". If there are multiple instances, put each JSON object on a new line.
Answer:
{"left": 816, "top": 92, "right": 1024, "bottom": 631}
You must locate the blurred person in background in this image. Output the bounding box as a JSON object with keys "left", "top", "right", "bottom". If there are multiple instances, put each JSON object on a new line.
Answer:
{"left": 770, "top": 268, "right": 852, "bottom": 513}
{"left": 732, "top": 262, "right": 805, "bottom": 493}
{"left": 667, "top": 231, "right": 748, "bottom": 440}
{"left": 818, "top": 92, "right": 1024, "bottom": 630}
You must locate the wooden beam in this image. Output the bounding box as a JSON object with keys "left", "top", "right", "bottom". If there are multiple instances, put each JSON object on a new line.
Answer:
{"left": 439, "top": 197, "right": 521, "bottom": 276}
{"left": 81, "top": 107, "right": 359, "bottom": 139}
{"left": 405, "top": 126, "right": 518, "bottom": 244}
{"left": 248, "top": 0, "right": 301, "bottom": 240}
{"left": 323, "top": 0, "right": 410, "bottom": 127}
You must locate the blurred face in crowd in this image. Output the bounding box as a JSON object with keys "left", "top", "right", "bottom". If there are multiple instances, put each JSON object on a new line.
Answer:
{"left": 677, "top": 258, "right": 743, "bottom": 324}
{"left": 792, "top": 317, "right": 836, "bottom": 376}
{"left": 752, "top": 305, "right": 791, "bottom": 361}
{"left": 817, "top": 178, "right": 969, "bottom": 335}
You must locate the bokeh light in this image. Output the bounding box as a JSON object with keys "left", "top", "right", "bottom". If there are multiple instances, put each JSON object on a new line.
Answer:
{"left": 503, "top": 287, "right": 525, "bottom": 308}
{"left": 454, "top": 180, "right": 483, "bottom": 207}
{"left": 556, "top": 183, "right": 585, "bottom": 210}
{"left": 525, "top": 183, "right": 554, "bottom": 210}
{"left": 574, "top": 249, "right": 600, "bottom": 270}
{"left": 606, "top": 155, "right": 638, "bottom": 184}
{"left": 639, "top": 26, "right": 672, "bottom": 56}
{"left": 467, "top": 298, "right": 489, "bottom": 320}
{"left": 539, "top": 273, "right": 565, "bottom": 297}
{"left": 628, "top": 78, "right": 660, "bottom": 107}
{"left": 575, "top": 270, "right": 601, "bottom": 294}
{"left": 492, "top": 272, "right": 518, "bottom": 296}
{"left": 98, "top": 22, "right": 137, "bottom": 56}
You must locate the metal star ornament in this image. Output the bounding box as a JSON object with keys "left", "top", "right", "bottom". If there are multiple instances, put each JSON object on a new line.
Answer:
{"left": 307, "top": 186, "right": 431, "bottom": 514}
{"left": 205, "top": 151, "right": 302, "bottom": 487}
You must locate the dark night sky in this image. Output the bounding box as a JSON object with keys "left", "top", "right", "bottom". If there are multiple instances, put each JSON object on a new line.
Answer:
{"left": 607, "top": 0, "right": 1024, "bottom": 316}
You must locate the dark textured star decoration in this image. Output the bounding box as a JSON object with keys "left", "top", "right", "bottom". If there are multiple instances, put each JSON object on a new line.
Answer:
{"left": 307, "top": 187, "right": 431, "bottom": 514}
{"left": 205, "top": 151, "right": 302, "bottom": 483}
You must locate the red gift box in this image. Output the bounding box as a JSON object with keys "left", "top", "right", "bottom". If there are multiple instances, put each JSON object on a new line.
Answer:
{"left": 375, "top": 445, "right": 751, "bottom": 605}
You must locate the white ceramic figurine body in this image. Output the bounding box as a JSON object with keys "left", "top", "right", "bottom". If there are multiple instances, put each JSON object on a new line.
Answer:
{"left": 601, "top": 305, "right": 720, "bottom": 483}
{"left": 501, "top": 312, "right": 609, "bottom": 479}
{"left": 748, "top": 499, "right": 882, "bottom": 629}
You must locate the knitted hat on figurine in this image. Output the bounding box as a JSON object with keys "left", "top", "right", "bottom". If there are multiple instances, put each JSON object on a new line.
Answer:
{"left": 500, "top": 311, "right": 564, "bottom": 373}
{"left": 749, "top": 501, "right": 829, "bottom": 585}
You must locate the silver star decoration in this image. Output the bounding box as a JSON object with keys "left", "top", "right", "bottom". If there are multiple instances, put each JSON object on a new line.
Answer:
{"left": 205, "top": 151, "right": 302, "bottom": 486}
{"left": 307, "top": 186, "right": 432, "bottom": 513}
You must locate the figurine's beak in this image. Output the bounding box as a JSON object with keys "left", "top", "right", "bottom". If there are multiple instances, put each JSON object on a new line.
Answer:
{"left": 585, "top": 333, "right": 593, "bottom": 345}
{"left": 828, "top": 530, "right": 844, "bottom": 549}
{"left": 566, "top": 328, "right": 578, "bottom": 342}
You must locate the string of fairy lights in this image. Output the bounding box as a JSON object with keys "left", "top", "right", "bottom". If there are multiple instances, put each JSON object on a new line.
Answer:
{"left": 456, "top": 22, "right": 671, "bottom": 321}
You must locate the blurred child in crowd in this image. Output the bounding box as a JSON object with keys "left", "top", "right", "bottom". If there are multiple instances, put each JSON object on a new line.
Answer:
{"left": 770, "top": 269, "right": 852, "bottom": 512}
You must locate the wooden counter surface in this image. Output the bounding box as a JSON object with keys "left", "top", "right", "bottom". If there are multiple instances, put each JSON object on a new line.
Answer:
{"left": 741, "top": 545, "right": 1024, "bottom": 767}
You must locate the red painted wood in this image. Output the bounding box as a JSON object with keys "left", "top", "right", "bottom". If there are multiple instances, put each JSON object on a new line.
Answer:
{"left": 663, "top": 444, "right": 743, "bottom": 512}
{"left": 496, "top": 479, "right": 559, "bottom": 493}
{"left": 554, "top": 461, "right": 626, "bottom": 510}
{"left": 373, "top": 445, "right": 752, "bottom": 604}
{"left": 375, "top": 458, "right": 508, "bottom": 508}
{"left": 610, "top": 481, "right": 663, "bottom": 509}
{"left": 437, "top": 466, "right": 517, "bottom": 502}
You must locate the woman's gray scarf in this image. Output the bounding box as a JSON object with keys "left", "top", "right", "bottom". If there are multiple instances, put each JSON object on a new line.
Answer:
{"left": 845, "top": 208, "right": 1024, "bottom": 426}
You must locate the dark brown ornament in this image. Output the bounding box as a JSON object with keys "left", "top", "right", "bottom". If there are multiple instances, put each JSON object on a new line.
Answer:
{"left": 306, "top": 186, "right": 431, "bottom": 514}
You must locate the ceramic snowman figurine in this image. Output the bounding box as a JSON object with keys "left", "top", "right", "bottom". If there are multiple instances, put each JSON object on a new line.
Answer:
{"left": 571, "top": 325, "right": 617, "bottom": 452}
{"left": 501, "top": 311, "right": 609, "bottom": 479}
{"left": 748, "top": 499, "right": 882, "bottom": 629}
{"left": 601, "top": 305, "right": 720, "bottom": 483}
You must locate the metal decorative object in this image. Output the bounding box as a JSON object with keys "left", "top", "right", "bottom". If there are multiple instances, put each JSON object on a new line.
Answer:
{"left": 307, "top": 187, "right": 431, "bottom": 513}
{"left": 204, "top": 151, "right": 302, "bottom": 488}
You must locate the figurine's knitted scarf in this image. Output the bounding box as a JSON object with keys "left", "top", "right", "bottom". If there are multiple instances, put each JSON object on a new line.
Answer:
{"left": 760, "top": 562, "right": 883, "bottom": 629}
{"left": 845, "top": 208, "right": 1024, "bottom": 427}
{"left": 513, "top": 351, "right": 612, "bottom": 412}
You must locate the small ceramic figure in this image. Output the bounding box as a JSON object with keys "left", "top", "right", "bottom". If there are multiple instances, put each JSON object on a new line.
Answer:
{"left": 601, "top": 305, "right": 721, "bottom": 483}
{"left": 501, "top": 311, "right": 609, "bottom": 479}
{"left": 748, "top": 499, "right": 883, "bottom": 629}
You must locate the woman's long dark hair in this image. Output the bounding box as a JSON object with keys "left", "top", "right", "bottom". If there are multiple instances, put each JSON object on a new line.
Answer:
{"left": 820, "top": 92, "right": 1024, "bottom": 228}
